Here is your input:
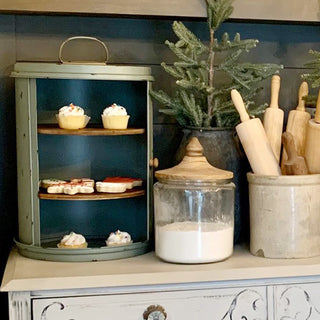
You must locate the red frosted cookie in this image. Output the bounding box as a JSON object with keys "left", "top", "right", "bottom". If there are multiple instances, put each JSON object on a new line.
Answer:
{"left": 102, "top": 177, "right": 142, "bottom": 189}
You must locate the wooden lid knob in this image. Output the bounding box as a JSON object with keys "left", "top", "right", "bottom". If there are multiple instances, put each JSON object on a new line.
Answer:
{"left": 185, "top": 137, "right": 203, "bottom": 157}
{"left": 155, "top": 137, "right": 233, "bottom": 181}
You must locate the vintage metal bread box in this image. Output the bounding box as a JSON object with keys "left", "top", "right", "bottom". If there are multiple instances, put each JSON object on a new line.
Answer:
{"left": 12, "top": 38, "right": 154, "bottom": 261}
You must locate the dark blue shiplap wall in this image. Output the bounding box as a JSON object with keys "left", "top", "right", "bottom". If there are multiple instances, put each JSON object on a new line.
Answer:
{"left": 1, "top": 13, "right": 320, "bottom": 319}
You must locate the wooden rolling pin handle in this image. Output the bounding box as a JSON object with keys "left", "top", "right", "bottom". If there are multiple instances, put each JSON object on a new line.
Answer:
{"left": 314, "top": 89, "right": 320, "bottom": 123}
{"left": 231, "top": 89, "right": 250, "bottom": 122}
{"left": 270, "top": 75, "right": 280, "bottom": 108}
{"left": 296, "top": 81, "right": 308, "bottom": 112}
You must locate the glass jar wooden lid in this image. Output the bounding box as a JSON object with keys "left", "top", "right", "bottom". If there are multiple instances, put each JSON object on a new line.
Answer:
{"left": 155, "top": 137, "right": 233, "bottom": 182}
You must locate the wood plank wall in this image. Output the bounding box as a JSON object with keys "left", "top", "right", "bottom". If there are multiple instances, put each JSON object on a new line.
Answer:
{"left": 1, "top": 13, "right": 320, "bottom": 318}
{"left": 1, "top": 0, "right": 320, "bottom": 22}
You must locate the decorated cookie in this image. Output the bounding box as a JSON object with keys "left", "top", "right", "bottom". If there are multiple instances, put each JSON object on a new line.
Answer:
{"left": 102, "top": 177, "right": 142, "bottom": 189}
{"left": 41, "top": 179, "right": 67, "bottom": 189}
{"left": 96, "top": 181, "right": 127, "bottom": 193}
{"left": 46, "top": 179, "right": 95, "bottom": 195}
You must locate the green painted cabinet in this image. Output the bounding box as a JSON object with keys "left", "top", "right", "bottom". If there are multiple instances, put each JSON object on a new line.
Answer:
{"left": 12, "top": 62, "right": 154, "bottom": 261}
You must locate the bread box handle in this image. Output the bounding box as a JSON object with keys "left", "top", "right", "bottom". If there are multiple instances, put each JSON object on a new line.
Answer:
{"left": 59, "top": 36, "right": 109, "bottom": 65}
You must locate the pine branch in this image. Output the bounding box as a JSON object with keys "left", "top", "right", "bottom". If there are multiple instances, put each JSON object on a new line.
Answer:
{"left": 213, "top": 33, "right": 258, "bottom": 52}
{"left": 206, "top": 0, "right": 233, "bottom": 31}
{"left": 179, "top": 90, "right": 203, "bottom": 127}
{"left": 165, "top": 40, "right": 198, "bottom": 64}
{"left": 176, "top": 79, "right": 208, "bottom": 91}
{"left": 302, "top": 50, "right": 320, "bottom": 88}
{"left": 150, "top": 0, "right": 282, "bottom": 128}
{"left": 161, "top": 63, "right": 185, "bottom": 79}
{"left": 149, "top": 89, "right": 176, "bottom": 108}
{"left": 174, "top": 61, "right": 201, "bottom": 68}
{"left": 172, "top": 21, "right": 206, "bottom": 53}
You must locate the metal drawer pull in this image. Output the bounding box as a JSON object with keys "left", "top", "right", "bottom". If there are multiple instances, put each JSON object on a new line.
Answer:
{"left": 143, "top": 305, "right": 167, "bottom": 320}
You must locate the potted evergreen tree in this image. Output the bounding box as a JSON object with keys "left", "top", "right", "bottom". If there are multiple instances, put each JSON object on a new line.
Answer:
{"left": 150, "top": 0, "right": 282, "bottom": 242}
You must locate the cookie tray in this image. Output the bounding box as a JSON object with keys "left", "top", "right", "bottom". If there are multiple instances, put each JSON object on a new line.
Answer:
{"left": 38, "top": 188, "right": 145, "bottom": 200}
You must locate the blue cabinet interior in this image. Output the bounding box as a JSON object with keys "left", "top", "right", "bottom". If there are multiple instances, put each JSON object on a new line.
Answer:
{"left": 36, "top": 79, "right": 148, "bottom": 125}
{"left": 40, "top": 196, "right": 147, "bottom": 245}
{"left": 37, "top": 78, "right": 148, "bottom": 246}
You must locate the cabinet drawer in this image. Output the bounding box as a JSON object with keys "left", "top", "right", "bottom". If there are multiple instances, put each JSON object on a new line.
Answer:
{"left": 32, "top": 286, "right": 267, "bottom": 320}
{"left": 274, "top": 283, "right": 320, "bottom": 319}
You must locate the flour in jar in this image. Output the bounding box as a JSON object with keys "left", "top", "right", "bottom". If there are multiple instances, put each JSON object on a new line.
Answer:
{"left": 156, "top": 221, "right": 233, "bottom": 263}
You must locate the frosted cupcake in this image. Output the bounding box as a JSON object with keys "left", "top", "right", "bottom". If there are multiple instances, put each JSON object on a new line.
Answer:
{"left": 106, "top": 230, "right": 132, "bottom": 246}
{"left": 57, "top": 232, "right": 88, "bottom": 249}
{"left": 101, "top": 103, "right": 130, "bottom": 129}
{"left": 57, "top": 103, "right": 90, "bottom": 130}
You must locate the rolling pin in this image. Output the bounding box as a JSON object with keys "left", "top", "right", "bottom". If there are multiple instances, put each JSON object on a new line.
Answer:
{"left": 231, "top": 89, "right": 281, "bottom": 176}
{"left": 263, "top": 75, "right": 284, "bottom": 163}
{"left": 304, "top": 89, "right": 320, "bottom": 173}
{"left": 281, "top": 81, "right": 311, "bottom": 173}
{"left": 282, "top": 132, "right": 308, "bottom": 175}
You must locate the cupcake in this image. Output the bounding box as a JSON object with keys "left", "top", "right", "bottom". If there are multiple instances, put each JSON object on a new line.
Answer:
{"left": 106, "top": 230, "right": 132, "bottom": 246}
{"left": 101, "top": 103, "right": 130, "bottom": 129}
{"left": 57, "top": 232, "right": 88, "bottom": 249}
{"left": 57, "top": 103, "right": 90, "bottom": 130}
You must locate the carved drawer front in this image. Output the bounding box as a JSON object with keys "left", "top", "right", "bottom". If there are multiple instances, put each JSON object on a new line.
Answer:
{"left": 32, "top": 286, "right": 267, "bottom": 320}
{"left": 274, "top": 283, "right": 320, "bottom": 319}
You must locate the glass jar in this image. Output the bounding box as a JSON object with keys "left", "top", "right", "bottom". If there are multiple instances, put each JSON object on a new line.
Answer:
{"left": 154, "top": 137, "right": 235, "bottom": 264}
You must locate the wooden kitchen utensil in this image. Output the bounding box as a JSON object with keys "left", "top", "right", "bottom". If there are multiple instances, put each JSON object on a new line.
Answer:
{"left": 263, "top": 75, "right": 284, "bottom": 162}
{"left": 304, "top": 89, "right": 320, "bottom": 173}
{"left": 231, "top": 89, "right": 281, "bottom": 176}
{"left": 282, "top": 131, "right": 308, "bottom": 175}
{"left": 281, "top": 81, "right": 311, "bottom": 173}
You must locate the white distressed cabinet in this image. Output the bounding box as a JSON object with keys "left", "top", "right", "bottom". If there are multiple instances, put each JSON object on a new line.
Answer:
{"left": 4, "top": 246, "right": 320, "bottom": 320}
{"left": 274, "top": 283, "right": 320, "bottom": 319}
{"left": 31, "top": 286, "right": 267, "bottom": 320}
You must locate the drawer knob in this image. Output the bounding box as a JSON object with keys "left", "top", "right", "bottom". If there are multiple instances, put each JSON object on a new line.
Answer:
{"left": 143, "top": 304, "right": 167, "bottom": 320}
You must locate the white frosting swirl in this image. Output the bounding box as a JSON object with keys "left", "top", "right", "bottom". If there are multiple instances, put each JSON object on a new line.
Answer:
{"left": 60, "top": 232, "right": 86, "bottom": 246}
{"left": 106, "top": 230, "right": 131, "bottom": 246}
{"left": 59, "top": 103, "right": 85, "bottom": 116}
{"left": 103, "top": 103, "right": 127, "bottom": 116}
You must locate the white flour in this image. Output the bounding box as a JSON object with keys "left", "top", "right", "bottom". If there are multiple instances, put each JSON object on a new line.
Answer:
{"left": 156, "top": 221, "right": 233, "bottom": 263}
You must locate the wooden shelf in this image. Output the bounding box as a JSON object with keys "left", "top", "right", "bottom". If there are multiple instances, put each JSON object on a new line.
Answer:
{"left": 39, "top": 187, "right": 145, "bottom": 200}
{"left": 37, "top": 125, "right": 145, "bottom": 136}
{"left": 4, "top": 245, "right": 320, "bottom": 292}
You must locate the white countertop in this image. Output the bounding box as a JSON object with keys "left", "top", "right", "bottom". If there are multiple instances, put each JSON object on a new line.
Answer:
{"left": 2, "top": 245, "right": 320, "bottom": 292}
